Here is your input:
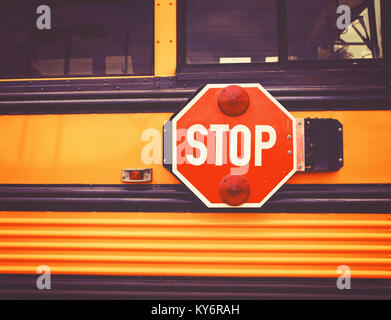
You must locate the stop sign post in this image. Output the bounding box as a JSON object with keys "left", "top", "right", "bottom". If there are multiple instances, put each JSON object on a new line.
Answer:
{"left": 165, "top": 83, "right": 297, "bottom": 208}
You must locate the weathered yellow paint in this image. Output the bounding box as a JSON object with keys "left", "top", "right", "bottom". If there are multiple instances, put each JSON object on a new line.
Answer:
{"left": 154, "top": 0, "right": 177, "bottom": 76}
{"left": 0, "top": 110, "right": 390, "bottom": 184}
{"left": 290, "top": 110, "right": 391, "bottom": 184}
{"left": 0, "top": 211, "right": 389, "bottom": 278}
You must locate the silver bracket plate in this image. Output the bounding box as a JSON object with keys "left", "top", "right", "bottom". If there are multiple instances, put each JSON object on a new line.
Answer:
{"left": 296, "top": 118, "right": 305, "bottom": 172}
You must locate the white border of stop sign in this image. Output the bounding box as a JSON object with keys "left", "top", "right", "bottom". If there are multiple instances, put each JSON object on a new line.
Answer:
{"left": 171, "top": 83, "right": 297, "bottom": 208}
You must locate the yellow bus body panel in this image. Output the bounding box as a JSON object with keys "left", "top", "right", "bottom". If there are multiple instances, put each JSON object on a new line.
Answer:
{"left": 0, "top": 110, "right": 390, "bottom": 278}
{"left": 0, "top": 211, "right": 389, "bottom": 278}
{"left": 0, "top": 110, "right": 390, "bottom": 184}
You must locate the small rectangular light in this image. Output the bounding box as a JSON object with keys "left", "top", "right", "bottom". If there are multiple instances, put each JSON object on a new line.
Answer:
{"left": 122, "top": 168, "right": 152, "bottom": 183}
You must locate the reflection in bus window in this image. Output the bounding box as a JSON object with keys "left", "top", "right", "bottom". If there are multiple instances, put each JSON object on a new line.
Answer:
{"left": 185, "top": 0, "right": 278, "bottom": 65}
{"left": 0, "top": 0, "right": 154, "bottom": 79}
{"left": 287, "top": 0, "right": 383, "bottom": 60}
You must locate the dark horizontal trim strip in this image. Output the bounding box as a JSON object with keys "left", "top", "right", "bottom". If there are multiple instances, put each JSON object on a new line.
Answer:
{"left": 1, "top": 274, "right": 390, "bottom": 299}
{"left": 0, "top": 84, "right": 390, "bottom": 114}
{"left": 0, "top": 89, "right": 193, "bottom": 100}
{"left": 0, "top": 98, "right": 186, "bottom": 114}
{"left": 0, "top": 184, "right": 390, "bottom": 213}
{"left": 0, "top": 86, "right": 387, "bottom": 100}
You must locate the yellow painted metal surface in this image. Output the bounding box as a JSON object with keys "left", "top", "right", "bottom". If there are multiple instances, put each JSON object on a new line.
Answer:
{"left": 0, "top": 211, "right": 390, "bottom": 278}
{"left": 0, "top": 113, "right": 173, "bottom": 184}
{"left": 0, "top": 110, "right": 390, "bottom": 184}
{"left": 154, "top": 0, "right": 177, "bottom": 76}
{"left": 0, "top": 109, "right": 389, "bottom": 278}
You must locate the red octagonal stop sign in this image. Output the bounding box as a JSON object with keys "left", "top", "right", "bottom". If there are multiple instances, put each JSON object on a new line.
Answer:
{"left": 169, "top": 83, "right": 297, "bottom": 208}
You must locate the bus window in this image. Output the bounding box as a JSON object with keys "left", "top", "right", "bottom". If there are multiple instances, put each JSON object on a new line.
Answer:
{"left": 0, "top": 0, "right": 154, "bottom": 79}
{"left": 185, "top": 0, "right": 278, "bottom": 65}
{"left": 183, "top": 0, "right": 384, "bottom": 67}
{"left": 287, "top": 0, "right": 383, "bottom": 60}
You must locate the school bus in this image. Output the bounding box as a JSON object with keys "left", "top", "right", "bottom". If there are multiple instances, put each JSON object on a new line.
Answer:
{"left": 0, "top": 0, "right": 390, "bottom": 299}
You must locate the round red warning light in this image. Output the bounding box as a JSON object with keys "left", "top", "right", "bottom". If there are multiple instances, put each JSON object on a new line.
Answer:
{"left": 219, "top": 174, "right": 250, "bottom": 206}
{"left": 218, "top": 85, "right": 250, "bottom": 117}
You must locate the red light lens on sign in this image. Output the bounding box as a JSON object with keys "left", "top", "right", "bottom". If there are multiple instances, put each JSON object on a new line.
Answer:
{"left": 219, "top": 174, "right": 250, "bottom": 206}
{"left": 218, "top": 85, "right": 250, "bottom": 117}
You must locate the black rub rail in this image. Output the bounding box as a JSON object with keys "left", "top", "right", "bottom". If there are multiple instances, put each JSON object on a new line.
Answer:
{"left": 0, "top": 274, "right": 390, "bottom": 300}
{"left": 0, "top": 85, "right": 391, "bottom": 114}
{"left": 0, "top": 184, "right": 390, "bottom": 213}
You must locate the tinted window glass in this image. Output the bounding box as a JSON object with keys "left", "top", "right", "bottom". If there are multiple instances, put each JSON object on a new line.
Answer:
{"left": 287, "top": 0, "right": 383, "bottom": 60}
{"left": 0, "top": 0, "right": 154, "bottom": 78}
{"left": 185, "top": 0, "right": 278, "bottom": 65}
